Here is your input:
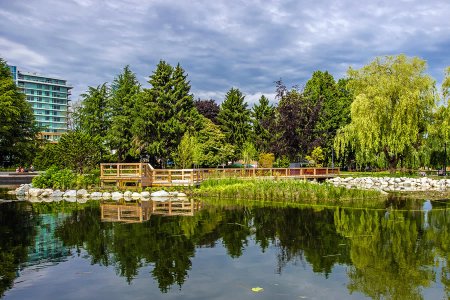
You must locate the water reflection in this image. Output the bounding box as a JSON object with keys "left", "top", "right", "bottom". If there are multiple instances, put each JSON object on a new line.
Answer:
{"left": 0, "top": 196, "right": 449, "bottom": 299}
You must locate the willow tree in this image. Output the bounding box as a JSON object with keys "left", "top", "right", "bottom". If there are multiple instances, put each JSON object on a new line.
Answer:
{"left": 426, "top": 67, "right": 450, "bottom": 168}
{"left": 335, "top": 55, "right": 436, "bottom": 171}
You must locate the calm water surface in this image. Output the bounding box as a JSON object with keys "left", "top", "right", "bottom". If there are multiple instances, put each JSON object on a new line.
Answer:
{"left": 0, "top": 191, "right": 449, "bottom": 299}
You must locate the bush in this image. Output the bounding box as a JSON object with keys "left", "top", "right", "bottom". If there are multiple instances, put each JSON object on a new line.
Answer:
{"left": 32, "top": 166, "right": 100, "bottom": 189}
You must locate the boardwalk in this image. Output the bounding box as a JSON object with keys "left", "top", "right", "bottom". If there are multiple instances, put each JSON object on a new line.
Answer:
{"left": 100, "top": 163, "right": 340, "bottom": 189}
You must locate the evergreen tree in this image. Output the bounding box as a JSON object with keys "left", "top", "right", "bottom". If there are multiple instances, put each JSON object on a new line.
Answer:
{"left": 132, "top": 61, "right": 200, "bottom": 165}
{"left": 107, "top": 66, "right": 140, "bottom": 162}
{"left": 303, "top": 71, "right": 353, "bottom": 165}
{"left": 74, "top": 83, "right": 110, "bottom": 139}
{"left": 217, "top": 88, "right": 251, "bottom": 159}
{"left": 251, "top": 95, "right": 274, "bottom": 153}
{"left": 0, "top": 58, "right": 40, "bottom": 167}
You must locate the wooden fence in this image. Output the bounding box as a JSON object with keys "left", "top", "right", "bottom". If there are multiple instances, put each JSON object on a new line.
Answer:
{"left": 100, "top": 163, "right": 340, "bottom": 188}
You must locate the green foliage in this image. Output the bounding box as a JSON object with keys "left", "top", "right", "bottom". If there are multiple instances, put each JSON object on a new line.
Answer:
{"left": 241, "top": 141, "right": 258, "bottom": 166}
{"left": 303, "top": 72, "right": 353, "bottom": 165}
{"left": 33, "top": 143, "right": 59, "bottom": 170}
{"left": 258, "top": 152, "right": 275, "bottom": 168}
{"left": 273, "top": 155, "right": 290, "bottom": 168}
{"left": 107, "top": 66, "right": 141, "bottom": 162}
{"left": 335, "top": 55, "right": 437, "bottom": 171}
{"left": 74, "top": 84, "right": 110, "bottom": 139}
{"left": 217, "top": 88, "right": 251, "bottom": 159}
{"left": 196, "top": 178, "right": 385, "bottom": 201}
{"left": 173, "top": 131, "right": 199, "bottom": 168}
{"left": 305, "top": 146, "right": 325, "bottom": 167}
{"left": 194, "top": 117, "right": 235, "bottom": 167}
{"left": 57, "top": 131, "right": 103, "bottom": 173}
{"left": 32, "top": 166, "right": 100, "bottom": 189}
{"left": 131, "top": 61, "right": 200, "bottom": 165}
{"left": 0, "top": 58, "right": 40, "bottom": 167}
{"left": 252, "top": 95, "right": 274, "bottom": 153}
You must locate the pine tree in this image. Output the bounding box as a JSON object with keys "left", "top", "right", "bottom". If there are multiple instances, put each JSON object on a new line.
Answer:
{"left": 75, "top": 83, "right": 110, "bottom": 139}
{"left": 217, "top": 88, "right": 251, "bottom": 159}
{"left": 131, "top": 61, "right": 200, "bottom": 165}
{"left": 107, "top": 66, "right": 140, "bottom": 162}
{"left": 251, "top": 95, "right": 274, "bottom": 153}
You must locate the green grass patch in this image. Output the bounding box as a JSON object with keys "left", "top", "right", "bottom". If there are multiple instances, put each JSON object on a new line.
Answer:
{"left": 195, "top": 178, "right": 386, "bottom": 202}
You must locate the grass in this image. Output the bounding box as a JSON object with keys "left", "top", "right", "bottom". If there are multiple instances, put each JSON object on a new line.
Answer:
{"left": 195, "top": 178, "right": 386, "bottom": 202}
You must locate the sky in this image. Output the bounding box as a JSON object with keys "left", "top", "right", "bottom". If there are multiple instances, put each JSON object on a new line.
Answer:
{"left": 1, "top": 0, "right": 449, "bottom": 105}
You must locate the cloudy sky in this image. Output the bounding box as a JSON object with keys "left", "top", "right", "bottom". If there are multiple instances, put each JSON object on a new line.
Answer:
{"left": 1, "top": 0, "right": 449, "bottom": 105}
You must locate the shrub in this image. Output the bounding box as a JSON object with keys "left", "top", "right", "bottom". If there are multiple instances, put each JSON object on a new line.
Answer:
{"left": 32, "top": 167, "right": 100, "bottom": 189}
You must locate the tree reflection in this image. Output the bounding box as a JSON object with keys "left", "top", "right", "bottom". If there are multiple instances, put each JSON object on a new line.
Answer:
{"left": 19, "top": 198, "right": 450, "bottom": 298}
{"left": 335, "top": 207, "right": 437, "bottom": 299}
{"left": 0, "top": 202, "right": 38, "bottom": 297}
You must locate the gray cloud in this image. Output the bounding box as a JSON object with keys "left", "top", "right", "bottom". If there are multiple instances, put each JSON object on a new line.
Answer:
{"left": 1, "top": 0, "right": 449, "bottom": 105}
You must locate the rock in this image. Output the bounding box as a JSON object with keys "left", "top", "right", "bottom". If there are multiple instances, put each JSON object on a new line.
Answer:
{"left": 102, "top": 192, "right": 111, "bottom": 199}
{"left": 15, "top": 188, "right": 26, "bottom": 196}
{"left": 51, "top": 190, "right": 63, "bottom": 197}
{"left": 177, "top": 192, "right": 187, "bottom": 197}
{"left": 131, "top": 192, "right": 141, "bottom": 199}
{"left": 77, "top": 189, "right": 88, "bottom": 197}
{"left": 151, "top": 190, "right": 170, "bottom": 197}
{"left": 65, "top": 197, "right": 77, "bottom": 203}
{"left": 77, "top": 198, "right": 88, "bottom": 204}
{"left": 111, "top": 192, "right": 123, "bottom": 200}
{"left": 168, "top": 191, "right": 178, "bottom": 197}
{"left": 124, "top": 191, "right": 133, "bottom": 198}
{"left": 90, "top": 192, "right": 103, "bottom": 198}
{"left": 63, "top": 190, "right": 77, "bottom": 197}
{"left": 29, "top": 188, "right": 43, "bottom": 197}
{"left": 40, "top": 189, "right": 53, "bottom": 197}
{"left": 141, "top": 191, "right": 150, "bottom": 198}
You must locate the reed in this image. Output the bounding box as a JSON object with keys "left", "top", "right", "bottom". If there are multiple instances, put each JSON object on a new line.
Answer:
{"left": 195, "top": 178, "right": 386, "bottom": 202}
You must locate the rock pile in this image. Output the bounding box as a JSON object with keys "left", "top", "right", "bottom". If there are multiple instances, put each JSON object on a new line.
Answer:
{"left": 10, "top": 184, "right": 188, "bottom": 202}
{"left": 327, "top": 176, "right": 450, "bottom": 192}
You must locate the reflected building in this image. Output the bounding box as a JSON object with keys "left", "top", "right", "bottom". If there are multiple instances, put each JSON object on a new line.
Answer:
{"left": 25, "top": 213, "right": 70, "bottom": 266}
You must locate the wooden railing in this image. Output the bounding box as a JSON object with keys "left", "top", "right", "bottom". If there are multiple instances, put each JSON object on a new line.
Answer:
{"left": 100, "top": 163, "right": 340, "bottom": 188}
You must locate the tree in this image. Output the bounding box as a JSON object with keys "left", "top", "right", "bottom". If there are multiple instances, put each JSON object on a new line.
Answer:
{"left": 303, "top": 71, "right": 353, "bottom": 165}
{"left": 241, "top": 141, "right": 258, "bottom": 166}
{"left": 252, "top": 95, "right": 274, "bottom": 153}
{"left": 271, "top": 80, "right": 323, "bottom": 160}
{"left": 194, "top": 99, "right": 220, "bottom": 124}
{"left": 258, "top": 153, "right": 275, "bottom": 168}
{"left": 57, "top": 131, "right": 103, "bottom": 173}
{"left": 335, "top": 55, "right": 436, "bottom": 172}
{"left": 305, "top": 146, "right": 325, "bottom": 167}
{"left": 173, "top": 131, "right": 199, "bottom": 168}
{"left": 194, "top": 117, "right": 234, "bottom": 167}
{"left": 74, "top": 83, "right": 110, "bottom": 139}
{"left": 131, "top": 61, "right": 200, "bottom": 165}
{"left": 107, "top": 66, "right": 140, "bottom": 162}
{"left": 0, "top": 58, "right": 40, "bottom": 167}
{"left": 426, "top": 67, "right": 450, "bottom": 169}
{"left": 217, "top": 88, "right": 251, "bottom": 159}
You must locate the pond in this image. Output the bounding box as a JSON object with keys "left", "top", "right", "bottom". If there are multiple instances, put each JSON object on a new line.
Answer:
{"left": 0, "top": 190, "right": 449, "bottom": 299}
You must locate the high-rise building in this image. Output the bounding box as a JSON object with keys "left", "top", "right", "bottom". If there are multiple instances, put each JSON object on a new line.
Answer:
{"left": 9, "top": 66, "right": 72, "bottom": 142}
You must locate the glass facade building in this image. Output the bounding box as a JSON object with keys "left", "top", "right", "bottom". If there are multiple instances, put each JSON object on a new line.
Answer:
{"left": 9, "top": 66, "right": 72, "bottom": 142}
